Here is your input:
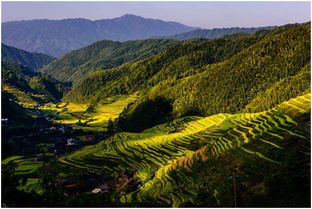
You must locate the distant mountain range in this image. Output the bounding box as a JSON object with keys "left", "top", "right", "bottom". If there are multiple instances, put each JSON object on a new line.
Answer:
{"left": 2, "top": 44, "right": 54, "bottom": 71}
{"left": 2, "top": 14, "right": 195, "bottom": 57}
{"left": 167, "top": 26, "right": 276, "bottom": 40}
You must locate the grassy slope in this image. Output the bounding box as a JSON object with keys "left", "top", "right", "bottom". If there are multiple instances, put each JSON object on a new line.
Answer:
{"left": 57, "top": 93, "right": 310, "bottom": 206}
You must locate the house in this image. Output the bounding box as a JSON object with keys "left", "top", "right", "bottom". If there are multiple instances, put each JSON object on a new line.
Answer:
{"left": 67, "top": 138, "right": 77, "bottom": 146}
{"left": 91, "top": 184, "right": 110, "bottom": 194}
{"left": 91, "top": 188, "right": 101, "bottom": 194}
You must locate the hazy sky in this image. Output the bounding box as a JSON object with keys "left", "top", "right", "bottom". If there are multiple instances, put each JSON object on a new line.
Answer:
{"left": 2, "top": 1, "right": 311, "bottom": 28}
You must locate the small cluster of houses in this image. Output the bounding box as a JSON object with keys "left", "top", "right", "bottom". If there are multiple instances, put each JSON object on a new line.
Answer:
{"left": 90, "top": 170, "right": 141, "bottom": 195}
{"left": 38, "top": 124, "right": 69, "bottom": 135}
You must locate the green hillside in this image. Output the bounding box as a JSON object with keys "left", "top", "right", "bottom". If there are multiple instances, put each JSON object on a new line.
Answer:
{"left": 41, "top": 39, "right": 176, "bottom": 83}
{"left": 65, "top": 30, "right": 268, "bottom": 104}
{"left": 64, "top": 23, "right": 310, "bottom": 131}
{"left": 56, "top": 93, "right": 310, "bottom": 207}
{"left": 2, "top": 60, "right": 70, "bottom": 105}
{"left": 2, "top": 44, "right": 54, "bottom": 71}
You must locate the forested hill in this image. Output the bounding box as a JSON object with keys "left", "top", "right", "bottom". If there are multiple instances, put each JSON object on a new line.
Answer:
{"left": 2, "top": 60, "right": 70, "bottom": 103}
{"left": 40, "top": 39, "right": 177, "bottom": 83}
{"left": 2, "top": 14, "right": 194, "bottom": 57}
{"left": 167, "top": 26, "right": 276, "bottom": 40}
{"left": 2, "top": 44, "right": 54, "bottom": 71}
{"left": 64, "top": 23, "right": 310, "bottom": 131}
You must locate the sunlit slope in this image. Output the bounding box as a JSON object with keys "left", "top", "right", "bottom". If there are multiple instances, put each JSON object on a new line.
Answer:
{"left": 58, "top": 94, "right": 310, "bottom": 206}
{"left": 39, "top": 94, "right": 138, "bottom": 131}
{"left": 3, "top": 85, "right": 39, "bottom": 108}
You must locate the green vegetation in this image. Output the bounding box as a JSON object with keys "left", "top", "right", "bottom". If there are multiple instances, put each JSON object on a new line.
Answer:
{"left": 40, "top": 93, "right": 139, "bottom": 132}
{"left": 2, "top": 60, "right": 70, "bottom": 105}
{"left": 244, "top": 63, "right": 310, "bottom": 112}
{"left": 65, "top": 29, "right": 268, "bottom": 104}
{"left": 66, "top": 23, "right": 310, "bottom": 131}
{"left": 2, "top": 44, "right": 54, "bottom": 71}
{"left": 41, "top": 39, "right": 177, "bottom": 83}
{"left": 2, "top": 22, "right": 310, "bottom": 207}
{"left": 2, "top": 155, "right": 43, "bottom": 176}
{"left": 57, "top": 94, "right": 310, "bottom": 207}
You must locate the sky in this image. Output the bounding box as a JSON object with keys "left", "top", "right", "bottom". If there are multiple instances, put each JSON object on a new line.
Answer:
{"left": 2, "top": 1, "right": 311, "bottom": 28}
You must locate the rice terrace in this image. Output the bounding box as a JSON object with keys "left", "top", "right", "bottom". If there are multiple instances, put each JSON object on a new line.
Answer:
{"left": 1, "top": 1, "right": 311, "bottom": 208}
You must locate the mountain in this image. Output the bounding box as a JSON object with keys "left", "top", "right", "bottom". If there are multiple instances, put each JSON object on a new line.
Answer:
{"left": 63, "top": 32, "right": 265, "bottom": 103}
{"left": 168, "top": 26, "right": 276, "bottom": 40}
{"left": 64, "top": 23, "right": 310, "bottom": 132}
{"left": 2, "top": 44, "right": 54, "bottom": 71}
{"left": 2, "top": 60, "right": 70, "bottom": 104}
{"left": 2, "top": 14, "right": 195, "bottom": 57}
{"left": 41, "top": 39, "right": 177, "bottom": 83}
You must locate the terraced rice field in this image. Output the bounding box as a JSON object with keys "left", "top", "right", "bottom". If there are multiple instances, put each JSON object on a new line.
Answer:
{"left": 2, "top": 155, "right": 43, "bottom": 175}
{"left": 17, "top": 178, "right": 43, "bottom": 195}
{"left": 40, "top": 94, "right": 139, "bottom": 132}
{"left": 58, "top": 94, "right": 310, "bottom": 206}
{"left": 2, "top": 85, "right": 45, "bottom": 108}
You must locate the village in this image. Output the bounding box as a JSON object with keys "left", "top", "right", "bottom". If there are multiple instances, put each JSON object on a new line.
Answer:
{"left": 2, "top": 111, "right": 110, "bottom": 165}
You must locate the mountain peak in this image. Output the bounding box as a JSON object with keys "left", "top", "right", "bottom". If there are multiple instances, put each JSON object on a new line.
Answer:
{"left": 121, "top": 14, "right": 141, "bottom": 18}
{"left": 116, "top": 14, "right": 144, "bottom": 20}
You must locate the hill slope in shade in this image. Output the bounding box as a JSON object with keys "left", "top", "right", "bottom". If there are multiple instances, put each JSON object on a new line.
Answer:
{"left": 2, "top": 44, "right": 54, "bottom": 71}
{"left": 57, "top": 93, "right": 310, "bottom": 207}
{"left": 2, "top": 14, "right": 194, "bottom": 57}
{"left": 41, "top": 39, "right": 177, "bottom": 83}
{"left": 2, "top": 60, "right": 70, "bottom": 104}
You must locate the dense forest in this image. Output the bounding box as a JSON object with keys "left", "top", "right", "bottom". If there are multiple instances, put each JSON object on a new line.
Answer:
{"left": 2, "top": 44, "right": 54, "bottom": 71}
{"left": 41, "top": 39, "right": 177, "bottom": 83}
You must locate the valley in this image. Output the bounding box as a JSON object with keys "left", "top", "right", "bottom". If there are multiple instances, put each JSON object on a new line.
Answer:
{"left": 1, "top": 14, "right": 311, "bottom": 208}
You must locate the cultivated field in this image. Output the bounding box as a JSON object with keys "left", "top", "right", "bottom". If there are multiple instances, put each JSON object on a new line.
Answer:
{"left": 57, "top": 93, "right": 311, "bottom": 206}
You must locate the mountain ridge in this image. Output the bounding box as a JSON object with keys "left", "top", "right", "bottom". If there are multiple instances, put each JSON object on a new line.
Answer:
{"left": 167, "top": 26, "right": 276, "bottom": 40}
{"left": 40, "top": 39, "right": 178, "bottom": 83}
{"left": 2, "top": 44, "right": 54, "bottom": 71}
{"left": 2, "top": 14, "right": 195, "bottom": 57}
